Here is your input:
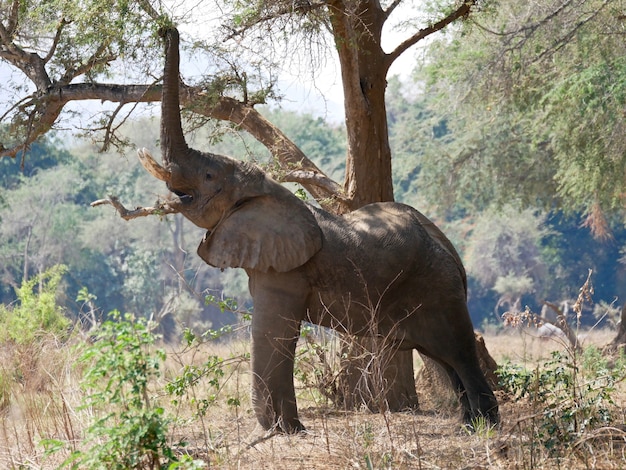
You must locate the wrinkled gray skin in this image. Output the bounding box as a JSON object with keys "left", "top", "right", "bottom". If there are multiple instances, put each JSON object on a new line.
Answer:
{"left": 141, "top": 28, "right": 499, "bottom": 433}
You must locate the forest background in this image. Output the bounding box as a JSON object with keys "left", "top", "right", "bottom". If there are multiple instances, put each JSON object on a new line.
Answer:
{"left": 1, "top": 0, "right": 625, "bottom": 338}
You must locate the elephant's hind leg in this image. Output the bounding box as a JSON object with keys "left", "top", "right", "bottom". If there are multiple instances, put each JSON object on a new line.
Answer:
{"left": 408, "top": 304, "right": 499, "bottom": 426}
{"left": 422, "top": 351, "right": 498, "bottom": 426}
{"left": 453, "top": 360, "right": 500, "bottom": 426}
{"left": 433, "top": 341, "right": 499, "bottom": 425}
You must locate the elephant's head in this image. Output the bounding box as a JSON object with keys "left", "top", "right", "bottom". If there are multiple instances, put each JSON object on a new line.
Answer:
{"left": 138, "top": 28, "right": 322, "bottom": 273}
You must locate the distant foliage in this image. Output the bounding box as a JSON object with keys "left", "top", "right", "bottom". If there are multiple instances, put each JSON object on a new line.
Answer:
{"left": 0, "top": 130, "right": 241, "bottom": 335}
{"left": 414, "top": 0, "right": 626, "bottom": 222}
{"left": 0, "top": 105, "right": 624, "bottom": 330}
{"left": 464, "top": 206, "right": 550, "bottom": 315}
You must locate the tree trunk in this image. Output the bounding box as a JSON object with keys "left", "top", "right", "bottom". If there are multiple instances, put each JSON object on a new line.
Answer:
{"left": 328, "top": 0, "right": 394, "bottom": 208}
{"left": 327, "top": 0, "right": 416, "bottom": 411}
{"left": 604, "top": 303, "right": 626, "bottom": 354}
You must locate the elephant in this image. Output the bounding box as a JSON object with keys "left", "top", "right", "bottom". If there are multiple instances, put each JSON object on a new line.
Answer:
{"left": 138, "top": 27, "right": 499, "bottom": 433}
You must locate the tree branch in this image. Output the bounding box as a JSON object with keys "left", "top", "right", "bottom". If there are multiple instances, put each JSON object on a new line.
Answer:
{"left": 99, "top": 102, "right": 128, "bottom": 152}
{"left": 383, "top": 0, "right": 403, "bottom": 20}
{"left": 0, "top": 1, "right": 350, "bottom": 209}
{"left": 0, "top": 23, "right": 52, "bottom": 89}
{"left": 224, "top": 1, "right": 327, "bottom": 40}
{"left": 90, "top": 195, "right": 178, "bottom": 220}
{"left": 282, "top": 170, "right": 351, "bottom": 204}
{"left": 43, "top": 19, "right": 70, "bottom": 64}
{"left": 136, "top": 0, "right": 162, "bottom": 22}
{"left": 0, "top": 80, "right": 350, "bottom": 211}
{"left": 60, "top": 44, "right": 116, "bottom": 85}
{"left": 385, "top": 0, "right": 478, "bottom": 68}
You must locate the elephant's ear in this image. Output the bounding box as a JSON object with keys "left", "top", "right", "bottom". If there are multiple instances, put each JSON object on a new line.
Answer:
{"left": 197, "top": 195, "right": 323, "bottom": 273}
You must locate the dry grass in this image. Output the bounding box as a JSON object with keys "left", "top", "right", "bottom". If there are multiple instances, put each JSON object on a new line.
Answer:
{"left": 1, "top": 328, "right": 626, "bottom": 469}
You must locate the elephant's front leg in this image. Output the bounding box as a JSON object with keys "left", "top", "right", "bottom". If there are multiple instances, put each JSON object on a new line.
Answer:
{"left": 248, "top": 272, "right": 308, "bottom": 433}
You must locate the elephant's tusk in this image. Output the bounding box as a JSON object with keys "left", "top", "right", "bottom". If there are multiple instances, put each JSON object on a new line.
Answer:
{"left": 137, "top": 148, "right": 171, "bottom": 182}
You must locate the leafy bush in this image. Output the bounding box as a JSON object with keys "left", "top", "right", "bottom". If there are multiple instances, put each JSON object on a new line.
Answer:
{"left": 53, "top": 312, "right": 203, "bottom": 469}
{"left": 166, "top": 326, "right": 248, "bottom": 421}
{"left": 498, "top": 346, "right": 626, "bottom": 454}
{"left": 0, "top": 265, "right": 71, "bottom": 344}
{"left": 162, "top": 295, "right": 250, "bottom": 454}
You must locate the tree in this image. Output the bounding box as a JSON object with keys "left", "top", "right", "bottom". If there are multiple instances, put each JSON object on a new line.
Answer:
{"left": 413, "top": 0, "right": 626, "bottom": 237}
{"left": 0, "top": 0, "right": 485, "bottom": 411}
{"left": 0, "top": 0, "right": 481, "bottom": 206}
{"left": 0, "top": 164, "right": 84, "bottom": 287}
{"left": 464, "top": 206, "right": 550, "bottom": 318}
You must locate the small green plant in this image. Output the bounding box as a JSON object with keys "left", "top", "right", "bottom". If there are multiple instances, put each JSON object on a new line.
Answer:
{"left": 164, "top": 307, "right": 249, "bottom": 458}
{"left": 464, "top": 416, "right": 497, "bottom": 439}
{"left": 166, "top": 328, "right": 247, "bottom": 418}
{"left": 0, "top": 264, "right": 71, "bottom": 344}
{"left": 293, "top": 325, "right": 337, "bottom": 405}
{"left": 52, "top": 312, "right": 202, "bottom": 469}
{"left": 166, "top": 350, "right": 225, "bottom": 417}
{"left": 498, "top": 347, "right": 625, "bottom": 453}
{"left": 165, "top": 295, "right": 249, "bottom": 419}
{"left": 204, "top": 293, "right": 251, "bottom": 321}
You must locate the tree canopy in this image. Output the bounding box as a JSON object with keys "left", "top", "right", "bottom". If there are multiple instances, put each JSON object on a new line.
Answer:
{"left": 413, "top": 0, "right": 626, "bottom": 237}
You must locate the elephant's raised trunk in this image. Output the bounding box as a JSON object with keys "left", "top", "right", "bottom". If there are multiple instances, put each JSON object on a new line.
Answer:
{"left": 160, "top": 27, "right": 188, "bottom": 167}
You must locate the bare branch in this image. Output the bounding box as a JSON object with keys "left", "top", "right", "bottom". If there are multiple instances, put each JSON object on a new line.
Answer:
{"left": 224, "top": 1, "right": 327, "bottom": 40}
{"left": 191, "top": 93, "right": 350, "bottom": 212}
{"left": 90, "top": 195, "right": 178, "bottom": 220}
{"left": 100, "top": 102, "right": 127, "bottom": 152}
{"left": 0, "top": 82, "right": 160, "bottom": 159}
{"left": 43, "top": 19, "right": 70, "bottom": 64}
{"left": 383, "top": 0, "right": 403, "bottom": 19}
{"left": 385, "top": 0, "right": 478, "bottom": 68}
{"left": 1, "top": 82, "right": 350, "bottom": 210}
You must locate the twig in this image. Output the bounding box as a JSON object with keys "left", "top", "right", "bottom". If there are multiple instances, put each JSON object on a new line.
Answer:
{"left": 90, "top": 195, "right": 178, "bottom": 220}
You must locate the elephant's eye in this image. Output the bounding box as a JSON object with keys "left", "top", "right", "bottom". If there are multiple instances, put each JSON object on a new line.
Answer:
{"left": 205, "top": 172, "right": 212, "bottom": 180}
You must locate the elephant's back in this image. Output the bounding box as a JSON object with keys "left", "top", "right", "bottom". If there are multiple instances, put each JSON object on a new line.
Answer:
{"left": 307, "top": 202, "right": 440, "bottom": 289}
{"left": 304, "top": 202, "right": 468, "bottom": 333}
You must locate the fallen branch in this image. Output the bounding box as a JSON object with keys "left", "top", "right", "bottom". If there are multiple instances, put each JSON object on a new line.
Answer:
{"left": 542, "top": 301, "right": 581, "bottom": 353}
{"left": 91, "top": 195, "right": 178, "bottom": 220}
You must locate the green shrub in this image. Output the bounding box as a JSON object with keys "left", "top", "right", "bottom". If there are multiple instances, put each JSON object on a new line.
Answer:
{"left": 52, "top": 312, "right": 203, "bottom": 469}
{"left": 0, "top": 265, "right": 71, "bottom": 344}
{"left": 165, "top": 326, "right": 248, "bottom": 421}
{"left": 498, "top": 346, "right": 625, "bottom": 454}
